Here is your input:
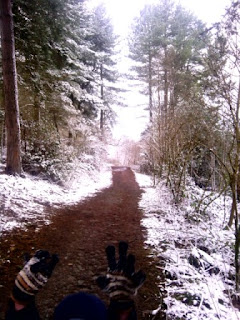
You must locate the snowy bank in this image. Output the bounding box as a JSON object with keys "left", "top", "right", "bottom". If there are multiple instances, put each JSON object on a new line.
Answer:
{"left": 135, "top": 172, "right": 240, "bottom": 320}
{"left": 0, "top": 163, "right": 112, "bottom": 234}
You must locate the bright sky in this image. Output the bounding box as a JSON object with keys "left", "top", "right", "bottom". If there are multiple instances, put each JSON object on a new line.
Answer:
{"left": 90, "top": 0, "right": 231, "bottom": 35}
{"left": 89, "top": 0, "right": 232, "bottom": 141}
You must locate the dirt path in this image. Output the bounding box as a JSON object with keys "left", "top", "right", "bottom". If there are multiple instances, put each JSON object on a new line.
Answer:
{"left": 0, "top": 167, "right": 166, "bottom": 319}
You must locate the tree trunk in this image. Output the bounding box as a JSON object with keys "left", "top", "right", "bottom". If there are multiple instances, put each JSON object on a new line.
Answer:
{"left": 148, "top": 50, "right": 153, "bottom": 122}
{"left": 228, "top": 177, "right": 237, "bottom": 228}
{"left": 1, "top": 113, "right": 5, "bottom": 162}
{"left": 235, "top": 211, "right": 240, "bottom": 291}
{"left": 211, "top": 152, "right": 216, "bottom": 191}
{"left": 163, "top": 47, "right": 168, "bottom": 115}
{"left": 100, "top": 64, "right": 104, "bottom": 136}
{"left": 100, "top": 109, "right": 104, "bottom": 130}
{"left": 228, "top": 80, "right": 240, "bottom": 227}
{"left": 0, "top": 0, "right": 22, "bottom": 175}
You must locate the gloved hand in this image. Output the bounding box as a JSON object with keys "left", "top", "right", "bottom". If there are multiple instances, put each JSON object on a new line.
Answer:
{"left": 96, "top": 241, "right": 146, "bottom": 302}
{"left": 12, "top": 249, "right": 59, "bottom": 304}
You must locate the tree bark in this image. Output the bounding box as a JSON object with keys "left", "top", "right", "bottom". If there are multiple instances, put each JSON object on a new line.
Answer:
{"left": 148, "top": 49, "right": 153, "bottom": 122}
{"left": 100, "top": 63, "right": 104, "bottom": 136}
{"left": 0, "top": 0, "right": 22, "bottom": 174}
{"left": 228, "top": 80, "right": 240, "bottom": 228}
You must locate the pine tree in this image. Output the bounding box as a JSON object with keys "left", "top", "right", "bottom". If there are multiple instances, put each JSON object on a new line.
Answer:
{"left": 12, "top": 0, "right": 68, "bottom": 166}
{"left": 129, "top": 3, "right": 163, "bottom": 121}
{"left": 4, "top": 0, "right": 118, "bottom": 176}
{"left": 129, "top": 1, "right": 218, "bottom": 201}
{"left": 130, "top": 1, "right": 207, "bottom": 119}
{"left": 88, "top": 3, "right": 118, "bottom": 136}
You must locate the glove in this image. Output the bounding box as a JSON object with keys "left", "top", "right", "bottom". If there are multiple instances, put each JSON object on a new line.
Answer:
{"left": 11, "top": 250, "right": 59, "bottom": 303}
{"left": 96, "top": 241, "right": 146, "bottom": 302}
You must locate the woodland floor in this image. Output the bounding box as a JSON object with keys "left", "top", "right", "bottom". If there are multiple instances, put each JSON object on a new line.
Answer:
{"left": 0, "top": 166, "right": 166, "bottom": 320}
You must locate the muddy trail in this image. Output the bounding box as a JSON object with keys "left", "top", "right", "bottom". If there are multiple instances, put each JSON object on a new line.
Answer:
{"left": 0, "top": 167, "right": 166, "bottom": 319}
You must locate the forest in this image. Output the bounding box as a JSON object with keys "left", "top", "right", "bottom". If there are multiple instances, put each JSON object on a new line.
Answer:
{"left": 0, "top": 0, "right": 240, "bottom": 317}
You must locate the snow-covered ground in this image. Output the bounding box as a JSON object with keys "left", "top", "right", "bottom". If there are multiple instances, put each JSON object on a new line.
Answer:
{"left": 0, "top": 162, "right": 112, "bottom": 234}
{"left": 135, "top": 173, "right": 240, "bottom": 320}
{"left": 0, "top": 160, "right": 239, "bottom": 319}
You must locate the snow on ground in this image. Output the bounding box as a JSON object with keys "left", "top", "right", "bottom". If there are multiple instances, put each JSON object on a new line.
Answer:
{"left": 1, "top": 158, "right": 240, "bottom": 319}
{"left": 0, "top": 162, "right": 112, "bottom": 234}
{"left": 135, "top": 172, "right": 240, "bottom": 320}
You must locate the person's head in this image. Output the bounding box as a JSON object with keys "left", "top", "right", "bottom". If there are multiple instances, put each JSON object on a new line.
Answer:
{"left": 53, "top": 292, "right": 107, "bottom": 320}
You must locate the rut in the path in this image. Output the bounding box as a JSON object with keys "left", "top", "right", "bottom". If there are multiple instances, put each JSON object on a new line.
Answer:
{"left": 0, "top": 167, "right": 166, "bottom": 320}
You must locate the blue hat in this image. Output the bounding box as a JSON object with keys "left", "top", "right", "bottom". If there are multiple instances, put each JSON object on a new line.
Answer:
{"left": 54, "top": 292, "right": 107, "bottom": 320}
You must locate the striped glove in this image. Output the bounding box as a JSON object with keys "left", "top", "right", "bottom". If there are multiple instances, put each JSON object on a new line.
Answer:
{"left": 96, "top": 241, "right": 146, "bottom": 302}
{"left": 12, "top": 250, "right": 59, "bottom": 304}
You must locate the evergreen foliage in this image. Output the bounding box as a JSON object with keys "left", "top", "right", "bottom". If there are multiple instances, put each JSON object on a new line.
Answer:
{"left": 0, "top": 0, "right": 118, "bottom": 179}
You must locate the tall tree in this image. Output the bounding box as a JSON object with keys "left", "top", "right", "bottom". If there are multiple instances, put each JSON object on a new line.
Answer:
{"left": 89, "top": 3, "right": 118, "bottom": 136}
{"left": 130, "top": 1, "right": 219, "bottom": 201}
{"left": 0, "top": 0, "right": 22, "bottom": 174}
{"left": 12, "top": 0, "right": 68, "bottom": 163}
{"left": 129, "top": 3, "right": 163, "bottom": 121}
{"left": 130, "top": 1, "right": 207, "bottom": 119}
